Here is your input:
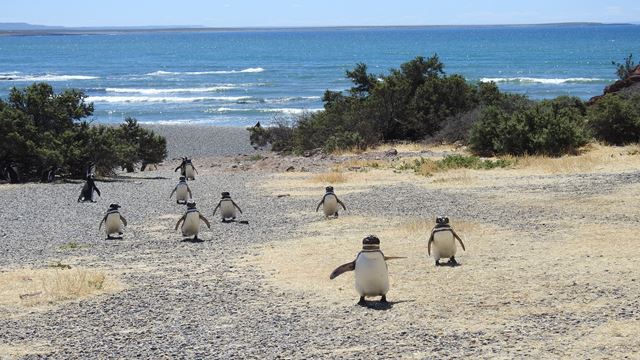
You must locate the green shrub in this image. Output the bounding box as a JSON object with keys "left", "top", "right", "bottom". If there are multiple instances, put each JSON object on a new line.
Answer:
{"left": 587, "top": 94, "right": 640, "bottom": 145}
{"left": 612, "top": 53, "right": 637, "bottom": 80}
{"left": 0, "top": 83, "right": 167, "bottom": 181}
{"left": 469, "top": 97, "right": 589, "bottom": 156}
{"left": 396, "top": 154, "right": 513, "bottom": 176}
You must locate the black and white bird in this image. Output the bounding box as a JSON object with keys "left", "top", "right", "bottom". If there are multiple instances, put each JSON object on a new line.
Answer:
{"left": 316, "top": 186, "right": 346, "bottom": 218}
{"left": 428, "top": 216, "right": 466, "bottom": 266}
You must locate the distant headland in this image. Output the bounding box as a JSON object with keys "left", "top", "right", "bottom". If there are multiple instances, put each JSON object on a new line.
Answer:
{"left": 0, "top": 21, "right": 636, "bottom": 36}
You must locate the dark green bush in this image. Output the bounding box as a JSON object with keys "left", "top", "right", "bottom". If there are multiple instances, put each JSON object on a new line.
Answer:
{"left": 587, "top": 94, "right": 640, "bottom": 145}
{"left": 469, "top": 97, "right": 589, "bottom": 156}
{"left": 0, "top": 83, "right": 168, "bottom": 181}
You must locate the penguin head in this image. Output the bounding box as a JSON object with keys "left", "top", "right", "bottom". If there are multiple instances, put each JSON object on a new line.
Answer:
{"left": 186, "top": 200, "right": 197, "bottom": 209}
{"left": 436, "top": 216, "right": 450, "bottom": 225}
{"left": 221, "top": 192, "right": 231, "bottom": 198}
{"left": 325, "top": 186, "right": 334, "bottom": 193}
{"left": 362, "top": 235, "right": 381, "bottom": 250}
{"left": 108, "top": 203, "right": 121, "bottom": 210}
{"left": 179, "top": 176, "right": 186, "bottom": 181}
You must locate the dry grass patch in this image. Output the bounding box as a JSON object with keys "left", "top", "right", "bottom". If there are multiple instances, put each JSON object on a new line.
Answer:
{"left": 0, "top": 267, "right": 121, "bottom": 317}
{"left": 257, "top": 169, "right": 415, "bottom": 197}
{"left": 508, "top": 143, "right": 640, "bottom": 175}
{"left": 309, "top": 170, "right": 348, "bottom": 184}
{"left": 0, "top": 342, "right": 53, "bottom": 358}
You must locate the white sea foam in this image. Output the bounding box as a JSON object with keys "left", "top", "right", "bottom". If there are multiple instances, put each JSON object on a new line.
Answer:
{"left": 105, "top": 86, "right": 239, "bottom": 94}
{"left": 480, "top": 77, "right": 608, "bottom": 85}
{"left": 0, "top": 73, "right": 99, "bottom": 81}
{"left": 210, "top": 107, "right": 323, "bottom": 115}
{"left": 145, "top": 67, "right": 265, "bottom": 76}
{"left": 88, "top": 95, "right": 256, "bottom": 103}
{"left": 88, "top": 96, "right": 218, "bottom": 103}
{"left": 264, "top": 96, "right": 322, "bottom": 103}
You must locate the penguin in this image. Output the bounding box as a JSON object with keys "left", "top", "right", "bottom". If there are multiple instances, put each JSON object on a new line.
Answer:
{"left": 99, "top": 204, "right": 127, "bottom": 240}
{"left": 330, "top": 235, "right": 404, "bottom": 306}
{"left": 174, "top": 200, "right": 211, "bottom": 241}
{"left": 174, "top": 157, "right": 198, "bottom": 180}
{"left": 315, "top": 186, "right": 346, "bottom": 218}
{"left": 78, "top": 174, "right": 101, "bottom": 202}
{"left": 169, "top": 176, "right": 192, "bottom": 204}
{"left": 212, "top": 192, "right": 243, "bottom": 222}
{"left": 1, "top": 162, "right": 20, "bottom": 183}
{"left": 86, "top": 161, "right": 96, "bottom": 179}
{"left": 428, "top": 216, "right": 466, "bottom": 266}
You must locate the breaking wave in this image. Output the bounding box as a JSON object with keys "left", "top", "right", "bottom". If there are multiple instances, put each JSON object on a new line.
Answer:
{"left": 480, "top": 77, "right": 609, "bottom": 85}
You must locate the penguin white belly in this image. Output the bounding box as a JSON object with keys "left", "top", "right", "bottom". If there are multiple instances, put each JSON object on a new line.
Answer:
{"left": 105, "top": 213, "right": 123, "bottom": 235}
{"left": 181, "top": 212, "right": 200, "bottom": 236}
{"left": 175, "top": 184, "right": 189, "bottom": 202}
{"left": 220, "top": 201, "right": 236, "bottom": 219}
{"left": 185, "top": 165, "right": 195, "bottom": 180}
{"left": 355, "top": 252, "right": 389, "bottom": 297}
{"left": 433, "top": 231, "right": 456, "bottom": 260}
{"left": 323, "top": 195, "right": 338, "bottom": 216}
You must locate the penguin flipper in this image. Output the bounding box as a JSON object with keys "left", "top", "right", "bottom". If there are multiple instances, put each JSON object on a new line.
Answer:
{"left": 453, "top": 230, "right": 466, "bottom": 251}
{"left": 94, "top": 186, "right": 101, "bottom": 197}
{"left": 187, "top": 187, "right": 193, "bottom": 198}
{"left": 427, "top": 232, "right": 435, "bottom": 256}
{"left": 231, "top": 200, "right": 243, "bottom": 214}
{"left": 199, "top": 214, "right": 211, "bottom": 228}
{"left": 98, "top": 215, "right": 107, "bottom": 229}
{"left": 315, "top": 199, "right": 323, "bottom": 212}
{"left": 329, "top": 261, "right": 355, "bottom": 279}
{"left": 175, "top": 215, "right": 186, "bottom": 230}
{"left": 212, "top": 202, "right": 221, "bottom": 216}
{"left": 169, "top": 187, "right": 177, "bottom": 199}
{"left": 120, "top": 215, "right": 128, "bottom": 227}
{"left": 384, "top": 256, "right": 406, "bottom": 261}
{"left": 337, "top": 198, "right": 347, "bottom": 211}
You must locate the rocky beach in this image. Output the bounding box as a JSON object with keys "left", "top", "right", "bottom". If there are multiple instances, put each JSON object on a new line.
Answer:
{"left": 0, "top": 125, "right": 639, "bottom": 358}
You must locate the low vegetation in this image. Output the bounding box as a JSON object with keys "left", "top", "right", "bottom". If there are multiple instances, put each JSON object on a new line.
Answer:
{"left": 0, "top": 83, "right": 167, "bottom": 182}
{"left": 250, "top": 53, "right": 640, "bottom": 157}
{"left": 396, "top": 154, "right": 513, "bottom": 176}
{"left": 0, "top": 267, "right": 119, "bottom": 309}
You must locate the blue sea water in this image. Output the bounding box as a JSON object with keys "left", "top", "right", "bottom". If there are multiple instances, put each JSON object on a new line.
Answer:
{"left": 0, "top": 25, "right": 638, "bottom": 126}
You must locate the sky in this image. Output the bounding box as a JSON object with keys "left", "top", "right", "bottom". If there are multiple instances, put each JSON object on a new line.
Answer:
{"left": 1, "top": 0, "right": 639, "bottom": 28}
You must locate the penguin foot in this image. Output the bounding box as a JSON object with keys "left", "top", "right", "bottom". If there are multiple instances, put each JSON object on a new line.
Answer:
{"left": 435, "top": 261, "right": 443, "bottom": 266}
{"left": 334, "top": 212, "right": 339, "bottom": 218}
{"left": 380, "top": 295, "right": 387, "bottom": 303}
{"left": 357, "top": 297, "right": 367, "bottom": 307}
{"left": 447, "top": 257, "right": 459, "bottom": 266}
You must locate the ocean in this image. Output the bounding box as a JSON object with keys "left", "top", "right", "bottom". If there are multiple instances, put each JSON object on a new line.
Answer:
{"left": 0, "top": 24, "right": 638, "bottom": 126}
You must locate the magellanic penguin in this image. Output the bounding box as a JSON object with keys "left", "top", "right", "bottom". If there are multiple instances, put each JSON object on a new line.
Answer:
{"left": 428, "top": 216, "right": 466, "bottom": 266}
{"left": 212, "top": 192, "right": 243, "bottom": 222}
{"left": 175, "top": 157, "right": 198, "bottom": 180}
{"left": 99, "top": 204, "right": 127, "bottom": 240}
{"left": 330, "top": 235, "right": 405, "bottom": 306}
{"left": 316, "top": 186, "right": 347, "bottom": 218}
{"left": 175, "top": 200, "right": 211, "bottom": 241}
{"left": 78, "top": 174, "right": 101, "bottom": 202}
{"left": 169, "top": 176, "right": 193, "bottom": 204}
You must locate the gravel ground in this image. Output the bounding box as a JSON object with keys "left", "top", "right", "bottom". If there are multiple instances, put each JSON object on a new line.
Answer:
{"left": 0, "top": 126, "right": 639, "bottom": 358}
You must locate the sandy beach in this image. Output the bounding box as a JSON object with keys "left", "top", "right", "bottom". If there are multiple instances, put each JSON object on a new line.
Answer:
{"left": 1, "top": 125, "right": 639, "bottom": 358}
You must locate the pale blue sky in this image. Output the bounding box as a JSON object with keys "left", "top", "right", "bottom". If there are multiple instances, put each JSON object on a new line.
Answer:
{"left": 2, "top": 0, "right": 639, "bottom": 28}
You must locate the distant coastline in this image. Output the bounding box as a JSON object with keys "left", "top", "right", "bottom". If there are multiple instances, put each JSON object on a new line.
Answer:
{"left": 0, "top": 22, "right": 636, "bottom": 37}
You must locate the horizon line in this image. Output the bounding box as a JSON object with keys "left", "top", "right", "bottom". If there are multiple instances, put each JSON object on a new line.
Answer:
{"left": 0, "top": 21, "right": 637, "bottom": 34}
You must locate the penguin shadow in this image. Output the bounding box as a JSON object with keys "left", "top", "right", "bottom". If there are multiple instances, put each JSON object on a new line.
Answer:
{"left": 180, "top": 237, "right": 206, "bottom": 243}
{"left": 221, "top": 219, "right": 250, "bottom": 225}
{"left": 100, "top": 176, "right": 169, "bottom": 182}
{"left": 361, "top": 299, "right": 415, "bottom": 311}
{"left": 105, "top": 236, "right": 124, "bottom": 240}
